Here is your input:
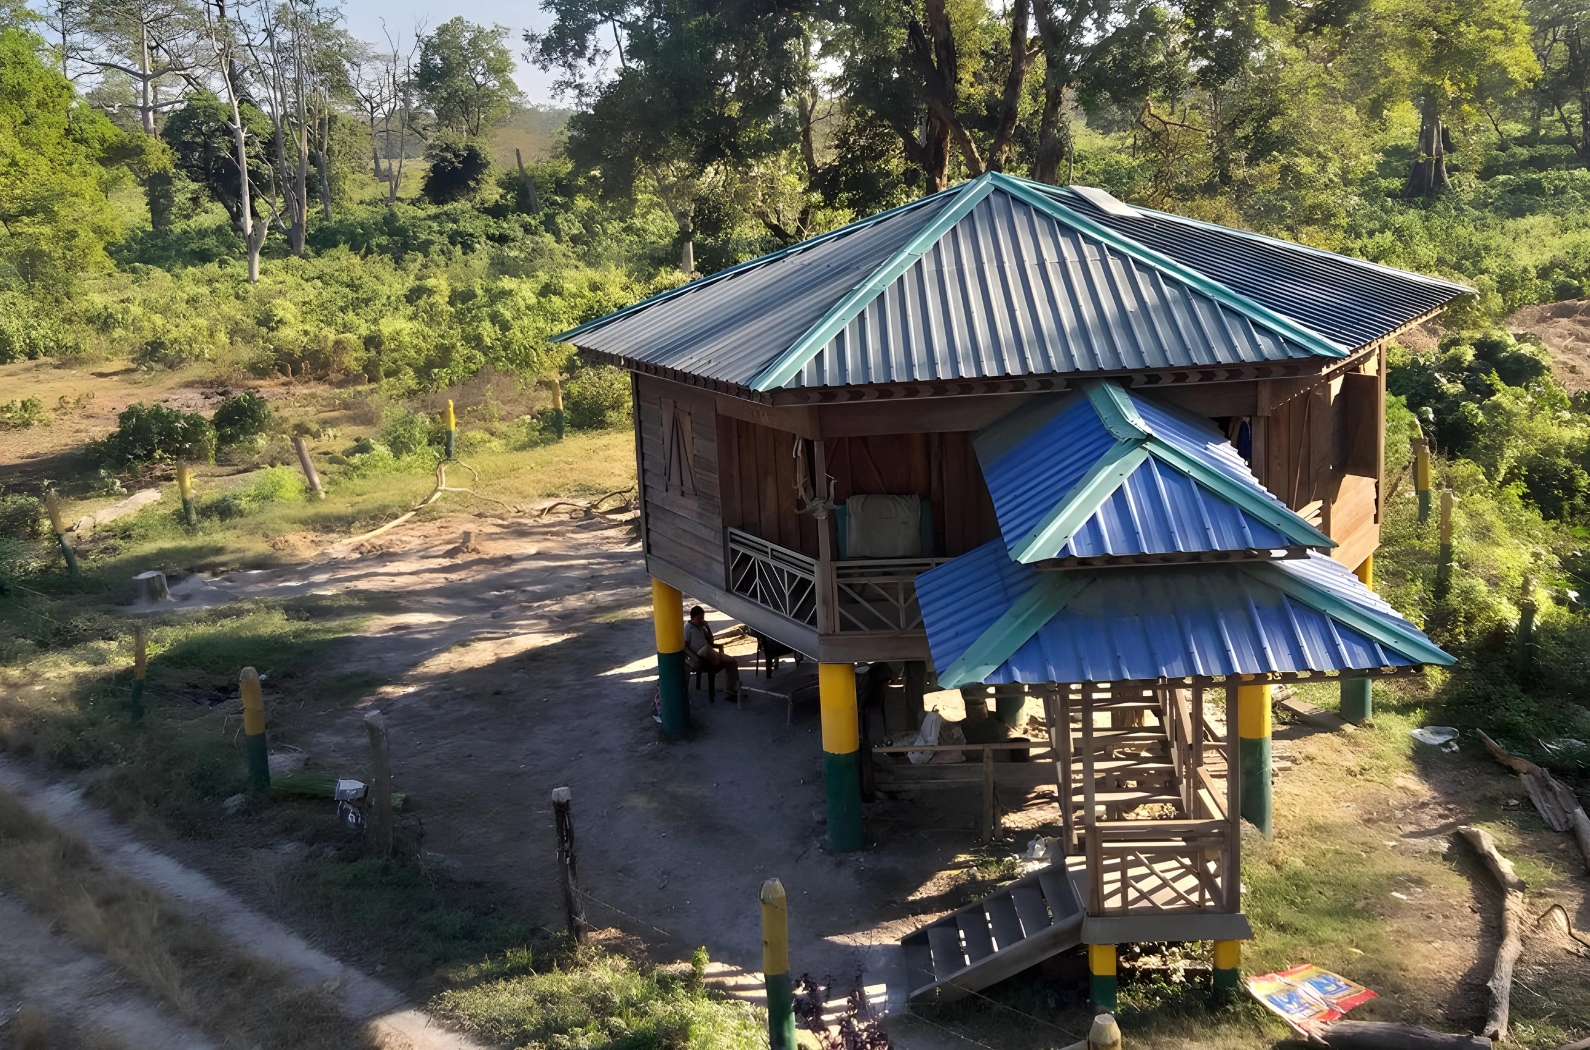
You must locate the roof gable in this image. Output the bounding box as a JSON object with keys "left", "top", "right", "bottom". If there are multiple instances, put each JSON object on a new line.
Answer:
{"left": 973, "top": 382, "right": 1332, "bottom": 564}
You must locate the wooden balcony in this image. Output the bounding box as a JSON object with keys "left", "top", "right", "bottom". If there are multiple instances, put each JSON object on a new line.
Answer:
{"left": 722, "top": 527, "right": 949, "bottom": 661}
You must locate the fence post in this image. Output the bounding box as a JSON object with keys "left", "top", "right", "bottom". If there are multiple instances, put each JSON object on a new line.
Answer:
{"left": 365, "top": 711, "right": 393, "bottom": 854}
{"left": 1435, "top": 489, "right": 1455, "bottom": 600}
{"left": 291, "top": 438, "right": 324, "bottom": 500}
{"left": 761, "top": 879, "right": 796, "bottom": 1050}
{"left": 1414, "top": 435, "right": 1432, "bottom": 523}
{"left": 42, "top": 492, "right": 80, "bottom": 577}
{"left": 551, "top": 787, "right": 588, "bottom": 941}
{"left": 175, "top": 460, "right": 199, "bottom": 525}
{"left": 239, "top": 667, "right": 270, "bottom": 794}
{"left": 444, "top": 399, "right": 457, "bottom": 460}
{"left": 550, "top": 377, "right": 565, "bottom": 440}
{"left": 129, "top": 624, "right": 147, "bottom": 723}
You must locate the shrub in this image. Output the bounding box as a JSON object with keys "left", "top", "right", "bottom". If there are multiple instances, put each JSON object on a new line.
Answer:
{"left": 0, "top": 397, "right": 49, "bottom": 430}
{"left": 421, "top": 139, "right": 492, "bottom": 205}
{"left": 379, "top": 410, "right": 437, "bottom": 458}
{"left": 206, "top": 467, "right": 305, "bottom": 519}
{"left": 563, "top": 365, "right": 631, "bottom": 429}
{"left": 94, "top": 403, "right": 216, "bottom": 467}
{"left": 0, "top": 494, "right": 43, "bottom": 539}
{"left": 212, "top": 393, "right": 273, "bottom": 447}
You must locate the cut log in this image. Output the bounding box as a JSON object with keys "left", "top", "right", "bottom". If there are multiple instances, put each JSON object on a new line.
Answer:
{"left": 132, "top": 570, "right": 170, "bottom": 603}
{"left": 1455, "top": 826, "right": 1526, "bottom": 1041}
{"left": 1553, "top": 1037, "right": 1590, "bottom": 1050}
{"left": 1315, "top": 1020, "right": 1490, "bottom": 1049}
{"left": 1477, "top": 730, "right": 1590, "bottom": 875}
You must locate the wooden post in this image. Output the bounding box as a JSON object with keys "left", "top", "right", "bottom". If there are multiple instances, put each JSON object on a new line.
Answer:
{"left": 550, "top": 379, "right": 565, "bottom": 440}
{"left": 982, "top": 745, "right": 996, "bottom": 842}
{"left": 1414, "top": 435, "right": 1432, "bottom": 522}
{"left": 443, "top": 400, "right": 457, "bottom": 460}
{"left": 291, "top": 438, "right": 324, "bottom": 499}
{"left": 42, "top": 492, "right": 80, "bottom": 577}
{"left": 1088, "top": 944, "right": 1116, "bottom": 1009}
{"left": 1513, "top": 576, "right": 1537, "bottom": 680}
{"left": 1213, "top": 939, "right": 1240, "bottom": 992}
{"left": 1342, "top": 557, "right": 1375, "bottom": 723}
{"left": 1434, "top": 489, "right": 1455, "bottom": 599}
{"left": 551, "top": 787, "right": 588, "bottom": 941}
{"left": 239, "top": 667, "right": 270, "bottom": 794}
{"left": 175, "top": 460, "right": 199, "bottom": 525}
{"left": 514, "top": 147, "right": 542, "bottom": 213}
{"left": 761, "top": 879, "right": 796, "bottom": 1050}
{"left": 1238, "top": 682, "right": 1272, "bottom": 836}
{"left": 364, "top": 711, "right": 393, "bottom": 855}
{"left": 129, "top": 624, "right": 147, "bottom": 722}
{"left": 1225, "top": 681, "right": 1242, "bottom": 913}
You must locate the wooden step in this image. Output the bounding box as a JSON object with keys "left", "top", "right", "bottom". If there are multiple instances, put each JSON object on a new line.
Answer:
{"left": 927, "top": 925, "right": 965, "bottom": 981}
{"left": 985, "top": 892, "right": 1024, "bottom": 950}
{"left": 958, "top": 911, "right": 996, "bottom": 963}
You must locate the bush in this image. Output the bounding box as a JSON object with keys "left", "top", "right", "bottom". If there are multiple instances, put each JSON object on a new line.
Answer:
{"left": 206, "top": 467, "right": 305, "bottom": 520}
{"left": 379, "top": 409, "right": 438, "bottom": 458}
{"left": 421, "top": 139, "right": 492, "bottom": 205}
{"left": 212, "top": 393, "right": 273, "bottom": 447}
{"left": 0, "top": 398, "right": 49, "bottom": 430}
{"left": 563, "top": 365, "right": 631, "bottom": 429}
{"left": 94, "top": 403, "right": 216, "bottom": 467}
{"left": 0, "top": 494, "right": 43, "bottom": 539}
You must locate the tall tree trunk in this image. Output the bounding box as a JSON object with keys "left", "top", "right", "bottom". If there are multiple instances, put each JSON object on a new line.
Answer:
{"left": 988, "top": 0, "right": 1033, "bottom": 171}
{"left": 1403, "top": 98, "right": 1451, "bottom": 198}
{"left": 1032, "top": 76, "right": 1070, "bottom": 184}
{"left": 921, "top": 113, "right": 952, "bottom": 192}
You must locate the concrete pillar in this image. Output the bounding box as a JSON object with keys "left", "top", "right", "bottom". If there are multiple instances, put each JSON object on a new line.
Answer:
{"left": 1341, "top": 555, "right": 1374, "bottom": 723}
{"left": 1238, "top": 683, "right": 1271, "bottom": 836}
{"left": 1088, "top": 943, "right": 1117, "bottom": 1009}
{"left": 240, "top": 666, "right": 270, "bottom": 794}
{"left": 652, "top": 579, "right": 688, "bottom": 737}
{"left": 819, "top": 663, "right": 864, "bottom": 852}
{"left": 761, "top": 879, "right": 796, "bottom": 1050}
{"left": 1213, "top": 939, "right": 1241, "bottom": 992}
{"left": 993, "top": 683, "right": 1025, "bottom": 727}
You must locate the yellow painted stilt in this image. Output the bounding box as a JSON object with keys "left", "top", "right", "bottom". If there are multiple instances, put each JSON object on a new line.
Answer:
{"left": 1213, "top": 939, "right": 1241, "bottom": 992}
{"left": 444, "top": 399, "right": 457, "bottom": 460}
{"left": 652, "top": 579, "right": 687, "bottom": 736}
{"left": 1414, "top": 436, "right": 1432, "bottom": 522}
{"left": 550, "top": 377, "right": 565, "bottom": 439}
{"left": 42, "top": 492, "right": 80, "bottom": 577}
{"left": 760, "top": 879, "right": 796, "bottom": 1050}
{"left": 1088, "top": 943, "right": 1117, "bottom": 1009}
{"left": 1238, "top": 682, "right": 1271, "bottom": 836}
{"left": 175, "top": 460, "right": 199, "bottom": 526}
{"left": 1342, "top": 555, "right": 1374, "bottom": 723}
{"left": 239, "top": 666, "right": 270, "bottom": 793}
{"left": 1435, "top": 489, "right": 1455, "bottom": 599}
{"left": 819, "top": 663, "right": 863, "bottom": 852}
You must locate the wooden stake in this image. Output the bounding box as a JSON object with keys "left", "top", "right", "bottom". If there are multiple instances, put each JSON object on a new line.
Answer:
{"left": 1313, "top": 1020, "right": 1492, "bottom": 1049}
{"left": 982, "top": 745, "right": 996, "bottom": 842}
{"left": 42, "top": 492, "right": 80, "bottom": 577}
{"left": 292, "top": 436, "right": 324, "bottom": 499}
{"left": 1456, "top": 825, "right": 1526, "bottom": 1041}
{"left": 175, "top": 460, "right": 199, "bottom": 525}
{"left": 129, "top": 624, "right": 147, "bottom": 722}
{"left": 551, "top": 786, "right": 587, "bottom": 941}
{"left": 364, "top": 711, "right": 393, "bottom": 855}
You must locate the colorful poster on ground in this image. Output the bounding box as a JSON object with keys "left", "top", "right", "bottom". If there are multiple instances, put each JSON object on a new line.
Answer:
{"left": 1246, "top": 964, "right": 1379, "bottom": 1036}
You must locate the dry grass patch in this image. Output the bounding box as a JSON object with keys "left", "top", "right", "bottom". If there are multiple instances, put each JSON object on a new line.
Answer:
{"left": 0, "top": 787, "right": 369, "bottom": 1050}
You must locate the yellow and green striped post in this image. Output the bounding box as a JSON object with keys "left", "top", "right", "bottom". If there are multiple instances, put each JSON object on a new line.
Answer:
{"left": 550, "top": 377, "right": 565, "bottom": 440}
{"left": 1238, "top": 681, "right": 1271, "bottom": 837}
{"left": 239, "top": 666, "right": 270, "bottom": 794}
{"left": 1213, "top": 939, "right": 1241, "bottom": 993}
{"left": 652, "top": 579, "right": 688, "bottom": 737}
{"left": 819, "top": 663, "right": 864, "bottom": 852}
{"left": 1341, "top": 556, "right": 1374, "bottom": 723}
{"left": 444, "top": 399, "right": 457, "bottom": 460}
{"left": 1414, "top": 435, "right": 1432, "bottom": 523}
{"left": 761, "top": 879, "right": 797, "bottom": 1050}
{"left": 1088, "top": 943, "right": 1117, "bottom": 1009}
{"left": 42, "top": 492, "right": 80, "bottom": 577}
{"left": 129, "top": 624, "right": 147, "bottom": 722}
{"left": 175, "top": 460, "right": 198, "bottom": 527}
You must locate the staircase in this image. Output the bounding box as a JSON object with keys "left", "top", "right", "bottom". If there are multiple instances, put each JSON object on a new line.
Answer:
{"left": 901, "top": 862, "right": 1085, "bottom": 1003}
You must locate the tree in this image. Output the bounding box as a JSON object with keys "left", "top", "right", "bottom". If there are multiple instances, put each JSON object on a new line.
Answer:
{"left": 417, "top": 18, "right": 518, "bottom": 138}
{"left": 1532, "top": 0, "right": 1590, "bottom": 169}
{"left": 0, "top": 24, "right": 122, "bottom": 289}
{"left": 351, "top": 23, "right": 425, "bottom": 202}
{"left": 196, "top": 1, "right": 271, "bottom": 281}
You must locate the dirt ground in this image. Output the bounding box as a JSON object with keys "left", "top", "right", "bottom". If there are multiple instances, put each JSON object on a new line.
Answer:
{"left": 1510, "top": 298, "right": 1590, "bottom": 392}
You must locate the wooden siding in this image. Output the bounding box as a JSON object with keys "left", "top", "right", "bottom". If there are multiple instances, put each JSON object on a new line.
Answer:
{"left": 717, "top": 416, "right": 821, "bottom": 557}
{"left": 636, "top": 375, "right": 724, "bottom": 581}
{"left": 825, "top": 433, "right": 1001, "bottom": 557}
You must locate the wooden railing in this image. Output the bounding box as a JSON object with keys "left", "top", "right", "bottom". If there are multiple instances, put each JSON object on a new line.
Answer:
{"left": 724, "top": 528, "right": 948, "bottom": 635}
{"left": 726, "top": 527, "right": 818, "bottom": 627}
{"left": 830, "top": 556, "right": 950, "bottom": 633}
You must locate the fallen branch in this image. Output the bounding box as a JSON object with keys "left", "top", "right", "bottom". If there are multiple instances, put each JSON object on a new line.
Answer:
{"left": 1313, "top": 1020, "right": 1490, "bottom": 1049}
{"left": 1455, "top": 825, "right": 1527, "bottom": 1041}
{"left": 536, "top": 486, "right": 638, "bottom": 519}
{"left": 338, "top": 461, "right": 520, "bottom": 550}
{"left": 1554, "top": 1037, "right": 1590, "bottom": 1050}
{"left": 1476, "top": 730, "right": 1590, "bottom": 875}
{"left": 1536, "top": 902, "right": 1590, "bottom": 953}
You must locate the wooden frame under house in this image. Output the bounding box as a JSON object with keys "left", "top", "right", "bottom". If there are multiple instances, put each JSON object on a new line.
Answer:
{"left": 554, "top": 172, "right": 1466, "bottom": 1007}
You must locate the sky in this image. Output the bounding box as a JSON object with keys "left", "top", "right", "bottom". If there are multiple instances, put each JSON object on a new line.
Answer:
{"left": 338, "top": 0, "right": 562, "bottom": 106}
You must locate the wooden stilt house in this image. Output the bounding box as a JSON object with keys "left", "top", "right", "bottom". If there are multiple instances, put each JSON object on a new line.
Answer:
{"left": 554, "top": 171, "right": 1466, "bottom": 1004}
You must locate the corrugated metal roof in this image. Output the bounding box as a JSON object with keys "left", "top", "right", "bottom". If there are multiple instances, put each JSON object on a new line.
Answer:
{"left": 557, "top": 173, "right": 1470, "bottom": 392}
{"left": 974, "top": 383, "right": 1328, "bottom": 563}
{"left": 917, "top": 544, "right": 1452, "bottom": 687}
{"left": 1042, "top": 183, "right": 1470, "bottom": 350}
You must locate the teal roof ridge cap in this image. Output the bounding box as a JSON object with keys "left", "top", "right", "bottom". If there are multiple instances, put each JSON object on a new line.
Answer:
{"left": 984, "top": 173, "right": 1349, "bottom": 360}
{"left": 747, "top": 178, "right": 998, "bottom": 391}
{"left": 1240, "top": 561, "right": 1455, "bottom": 667}
{"left": 1143, "top": 435, "right": 1335, "bottom": 549}
{"left": 938, "top": 570, "right": 1097, "bottom": 689}
{"left": 549, "top": 191, "right": 949, "bottom": 346}
{"left": 1011, "top": 440, "right": 1150, "bottom": 563}
{"left": 1084, "top": 380, "right": 1150, "bottom": 441}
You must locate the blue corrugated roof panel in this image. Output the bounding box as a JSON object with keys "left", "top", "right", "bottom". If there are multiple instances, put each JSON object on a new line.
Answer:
{"left": 916, "top": 545, "right": 1450, "bottom": 686}
{"left": 973, "top": 384, "right": 1320, "bottom": 562}
{"left": 558, "top": 173, "right": 1466, "bottom": 392}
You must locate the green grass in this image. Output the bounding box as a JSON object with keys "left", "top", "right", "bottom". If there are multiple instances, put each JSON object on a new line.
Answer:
{"left": 433, "top": 944, "right": 765, "bottom": 1050}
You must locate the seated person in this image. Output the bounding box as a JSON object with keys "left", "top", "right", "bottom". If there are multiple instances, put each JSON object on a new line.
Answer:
{"left": 683, "top": 606, "right": 741, "bottom": 701}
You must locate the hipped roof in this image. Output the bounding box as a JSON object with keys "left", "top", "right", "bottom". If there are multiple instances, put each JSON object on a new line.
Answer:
{"left": 555, "top": 172, "right": 1470, "bottom": 395}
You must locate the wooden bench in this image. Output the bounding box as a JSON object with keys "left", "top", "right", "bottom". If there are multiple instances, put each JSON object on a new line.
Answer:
{"left": 871, "top": 741, "right": 1058, "bottom": 841}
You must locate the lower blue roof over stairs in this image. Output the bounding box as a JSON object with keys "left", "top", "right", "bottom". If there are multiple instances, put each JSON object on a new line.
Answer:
{"left": 917, "top": 541, "right": 1454, "bottom": 689}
